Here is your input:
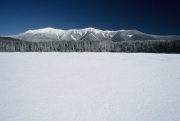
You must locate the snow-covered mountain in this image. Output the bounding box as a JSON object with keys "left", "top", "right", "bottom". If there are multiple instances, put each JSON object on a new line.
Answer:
{"left": 10, "top": 27, "right": 180, "bottom": 42}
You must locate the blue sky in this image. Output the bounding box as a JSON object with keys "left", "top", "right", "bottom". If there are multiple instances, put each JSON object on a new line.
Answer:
{"left": 0, "top": 0, "right": 180, "bottom": 36}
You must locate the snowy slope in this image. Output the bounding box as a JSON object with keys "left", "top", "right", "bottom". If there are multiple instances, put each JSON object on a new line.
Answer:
{"left": 0, "top": 53, "right": 180, "bottom": 121}
{"left": 112, "top": 30, "right": 156, "bottom": 41}
{"left": 10, "top": 27, "right": 180, "bottom": 42}
{"left": 10, "top": 27, "right": 116, "bottom": 42}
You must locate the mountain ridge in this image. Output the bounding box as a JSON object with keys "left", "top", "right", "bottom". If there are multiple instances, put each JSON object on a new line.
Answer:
{"left": 9, "top": 27, "right": 180, "bottom": 42}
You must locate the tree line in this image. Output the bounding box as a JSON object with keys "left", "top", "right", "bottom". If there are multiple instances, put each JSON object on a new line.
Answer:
{"left": 0, "top": 37, "right": 180, "bottom": 53}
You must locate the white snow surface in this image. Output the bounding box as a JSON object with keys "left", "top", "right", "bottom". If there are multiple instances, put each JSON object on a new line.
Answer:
{"left": 101, "top": 32, "right": 105, "bottom": 37}
{"left": 71, "top": 35, "right": 76, "bottom": 40}
{"left": 0, "top": 53, "right": 180, "bottom": 121}
{"left": 78, "top": 32, "right": 82, "bottom": 36}
{"left": 127, "top": 35, "right": 133, "bottom": 37}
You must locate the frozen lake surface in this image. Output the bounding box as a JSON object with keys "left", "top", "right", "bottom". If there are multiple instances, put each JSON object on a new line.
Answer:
{"left": 0, "top": 53, "right": 180, "bottom": 121}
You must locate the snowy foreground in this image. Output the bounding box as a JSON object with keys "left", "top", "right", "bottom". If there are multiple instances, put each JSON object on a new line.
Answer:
{"left": 0, "top": 53, "right": 180, "bottom": 121}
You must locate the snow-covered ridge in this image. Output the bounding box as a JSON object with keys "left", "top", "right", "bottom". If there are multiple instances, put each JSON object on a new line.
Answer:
{"left": 12, "top": 27, "right": 120, "bottom": 42}
{"left": 25, "top": 27, "right": 117, "bottom": 34}
{"left": 25, "top": 27, "right": 65, "bottom": 34}
{"left": 10, "top": 27, "right": 180, "bottom": 42}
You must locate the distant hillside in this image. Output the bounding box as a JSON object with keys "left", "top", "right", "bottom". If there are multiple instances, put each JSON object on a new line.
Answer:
{"left": 0, "top": 37, "right": 26, "bottom": 42}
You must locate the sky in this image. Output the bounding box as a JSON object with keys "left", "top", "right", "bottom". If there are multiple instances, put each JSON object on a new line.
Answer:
{"left": 0, "top": 0, "right": 180, "bottom": 36}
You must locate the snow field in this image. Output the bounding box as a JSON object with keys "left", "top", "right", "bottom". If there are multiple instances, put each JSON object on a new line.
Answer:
{"left": 0, "top": 53, "right": 180, "bottom": 121}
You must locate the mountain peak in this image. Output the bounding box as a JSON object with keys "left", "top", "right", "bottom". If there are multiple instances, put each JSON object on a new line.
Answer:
{"left": 86, "top": 27, "right": 96, "bottom": 30}
{"left": 25, "top": 27, "right": 64, "bottom": 34}
{"left": 82, "top": 27, "right": 102, "bottom": 34}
